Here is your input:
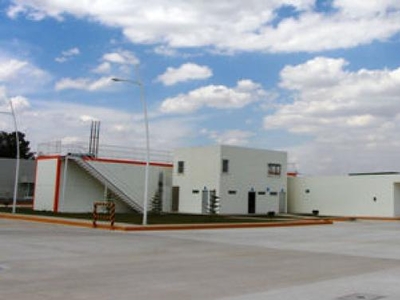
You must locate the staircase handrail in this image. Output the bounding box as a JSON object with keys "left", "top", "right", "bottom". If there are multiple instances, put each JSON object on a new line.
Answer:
{"left": 69, "top": 156, "right": 143, "bottom": 212}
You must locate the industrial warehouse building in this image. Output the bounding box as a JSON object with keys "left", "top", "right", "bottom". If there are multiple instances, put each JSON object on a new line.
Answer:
{"left": 31, "top": 142, "right": 400, "bottom": 218}
{"left": 172, "top": 145, "right": 287, "bottom": 214}
{"left": 288, "top": 173, "right": 400, "bottom": 217}
{"left": 33, "top": 144, "right": 287, "bottom": 215}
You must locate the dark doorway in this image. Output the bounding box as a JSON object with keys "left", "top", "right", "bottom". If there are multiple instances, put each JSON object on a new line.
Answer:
{"left": 248, "top": 191, "right": 256, "bottom": 214}
{"left": 172, "top": 186, "right": 180, "bottom": 212}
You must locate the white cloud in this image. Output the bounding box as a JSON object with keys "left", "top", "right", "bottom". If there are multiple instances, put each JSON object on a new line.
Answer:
{"left": 55, "top": 49, "right": 139, "bottom": 91}
{"left": 0, "top": 86, "right": 11, "bottom": 113}
{"left": 153, "top": 45, "right": 178, "bottom": 57}
{"left": 333, "top": 0, "right": 400, "bottom": 17}
{"left": 92, "top": 62, "right": 111, "bottom": 74}
{"left": 0, "top": 98, "right": 198, "bottom": 154}
{"left": 279, "top": 57, "right": 349, "bottom": 90}
{"left": 0, "top": 54, "right": 50, "bottom": 94}
{"left": 92, "top": 49, "right": 139, "bottom": 74}
{"left": 102, "top": 50, "right": 139, "bottom": 65}
{"left": 6, "top": 1, "right": 400, "bottom": 53}
{"left": 160, "top": 80, "right": 265, "bottom": 114}
{"left": 55, "top": 76, "right": 113, "bottom": 91}
{"left": 201, "top": 129, "right": 254, "bottom": 146}
{"left": 157, "top": 63, "right": 212, "bottom": 86}
{"left": 55, "top": 47, "right": 80, "bottom": 63}
{"left": 264, "top": 57, "right": 400, "bottom": 174}
{"left": 0, "top": 59, "right": 28, "bottom": 81}
{"left": 0, "top": 91, "right": 31, "bottom": 132}
{"left": 9, "top": 95, "right": 31, "bottom": 111}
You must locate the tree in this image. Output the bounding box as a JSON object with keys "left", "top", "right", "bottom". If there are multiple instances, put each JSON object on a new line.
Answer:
{"left": 0, "top": 131, "right": 34, "bottom": 159}
{"left": 151, "top": 190, "right": 162, "bottom": 214}
{"left": 151, "top": 172, "right": 164, "bottom": 214}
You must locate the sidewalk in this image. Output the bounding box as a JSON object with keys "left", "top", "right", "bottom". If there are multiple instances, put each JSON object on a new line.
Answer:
{"left": 0, "top": 212, "right": 333, "bottom": 231}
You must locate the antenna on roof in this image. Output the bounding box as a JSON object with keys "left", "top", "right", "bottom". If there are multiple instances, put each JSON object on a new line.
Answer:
{"left": 88, "top": 120, "right": 100, "bottom": 158}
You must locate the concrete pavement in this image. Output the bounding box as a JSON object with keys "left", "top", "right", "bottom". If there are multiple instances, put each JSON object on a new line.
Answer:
{"left": 0, "top": 219, "right": 400, "bottom": 299}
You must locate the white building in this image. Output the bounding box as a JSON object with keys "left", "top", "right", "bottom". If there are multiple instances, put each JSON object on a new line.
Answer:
{"left": 33, "top": 154, "right": 172, "bottom": 213}
{"left": 0, "top": 158, "right": 35, "bottom": 203}
{"left": 172, "top": 145, "right": 287, "bottom": 214}
{"left": 288, "top": 173, "right": 400, "bottom": 217}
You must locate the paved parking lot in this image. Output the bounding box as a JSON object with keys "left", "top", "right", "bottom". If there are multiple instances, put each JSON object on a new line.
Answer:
{"left": 1, "top": 218, "right": 400, "bottom": 300}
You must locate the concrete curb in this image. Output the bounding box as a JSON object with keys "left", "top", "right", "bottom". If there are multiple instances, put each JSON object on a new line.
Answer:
{"left": 0, "top": 213, "right": 334, "bottom": 231}
{"left": 121, "top": 219, "right": 333, "bottom": 231}
{"left": 0, "top": 213, "right": 110, "bottom": 229}
{"left": 325, "top": 216, "right": 400, "bottom": 222}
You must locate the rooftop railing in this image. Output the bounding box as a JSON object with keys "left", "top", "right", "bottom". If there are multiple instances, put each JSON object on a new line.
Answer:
{"left": 37, "top": 141, "right": 172, "bottom": 164}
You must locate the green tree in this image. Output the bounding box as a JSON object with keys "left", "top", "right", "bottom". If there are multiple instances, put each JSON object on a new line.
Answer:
{"left": 151, "top": 190, "right": 162, "bottom": 214}
{"left": 151, "top": 172, "right": 164, "bottom": 214}
{"left": 0, "top": 131, "right": 34, "bottom": 159}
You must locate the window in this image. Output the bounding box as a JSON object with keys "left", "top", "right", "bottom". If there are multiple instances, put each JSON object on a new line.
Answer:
{"left": 222, "top": 159, "right": 229, "bottom": 173}
{"left": 177, "top": 161, "right": 184, "bottom": 174}
{"left": 192, "top": 190, "right": 199, "bottom": 194}
{"left": 228, "top": 190, "right": 237, "bottom": 195}
{"left": 268, "top": 163, "right": 281, "bottom": 176}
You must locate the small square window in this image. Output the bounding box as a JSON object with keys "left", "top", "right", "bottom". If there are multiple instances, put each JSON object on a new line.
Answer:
{"left": 268, "top": 163, "right": 281, "bottom": 176}
{"left": 177, "top": 161, "right": 184, "bottom": 174}
{"left": 222, "top": 159, "right": 229, "bottom": 173}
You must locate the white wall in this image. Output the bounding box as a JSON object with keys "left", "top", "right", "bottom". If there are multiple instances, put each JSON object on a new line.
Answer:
{"left": 173, "top": 145, "right": 287, "bottom": 214}
{"left": 87, "top": 160, "right": 172, "bottom": 213}
{"left": 34, "top": 156, "right": 173, "bottom": 213}
{"left": 219, "top": 145, "right": 287, "bottom": 214}
{"left": 288, "top": 175, "right": 400, "bottom": 217}
{"left": 59, "top": 159, "right": 106, "bottom": 213}
{"left": 173, "top": 146, "right": 220, "bottom": 213}
{"left": 393, "top": 183, "right": 400, "bottom": 216}
{"left": 34, "top": 157, "right": 59, "bottom": 211}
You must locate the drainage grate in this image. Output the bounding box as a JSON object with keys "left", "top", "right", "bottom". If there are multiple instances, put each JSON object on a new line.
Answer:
{"left": 336, "top": 293, "right": 386, "bottom": 300}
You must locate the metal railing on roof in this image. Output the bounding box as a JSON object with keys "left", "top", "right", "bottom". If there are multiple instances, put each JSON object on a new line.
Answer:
{"left": 37, "top": 141, "right": 172, "bottom": 164}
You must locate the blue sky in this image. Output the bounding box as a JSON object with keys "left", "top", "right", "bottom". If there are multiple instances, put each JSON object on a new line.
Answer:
{"left": 0, "top": 0, "right": 400, "bottom": 175}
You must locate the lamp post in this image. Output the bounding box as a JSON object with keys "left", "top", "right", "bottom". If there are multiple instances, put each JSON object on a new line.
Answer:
{"left": 112, "top": 77, "right": 150, "bottom": 225}
{"left": 0, "top": 99, "right": 20, "bottom": 214}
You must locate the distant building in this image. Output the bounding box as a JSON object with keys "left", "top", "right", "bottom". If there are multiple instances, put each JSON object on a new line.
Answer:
{"left": 172, "top": 145, "right": 287, "bottom": 214}
{"left": 288, "top": 173, "right": 400, "bottom": 217}
{"left": 0, "top": 158, "right": 35, "bottom": 203}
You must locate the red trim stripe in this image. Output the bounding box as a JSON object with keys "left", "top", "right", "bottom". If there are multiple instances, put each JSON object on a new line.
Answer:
{"left": 83, "top": 156, "right": 173, "bottom": 168}
{"left": 53, "top": 157, "right": 62, "bottom": 212}
{"left": 32, "top": 158, "right": 40, "bottom": 209}
{"left": 37, "top": 155, "right": 172, "bottom": 168}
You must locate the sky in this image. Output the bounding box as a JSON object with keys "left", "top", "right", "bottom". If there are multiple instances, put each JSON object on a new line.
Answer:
{"left": 0, "top": 0, "right": 400, "bottom": 175}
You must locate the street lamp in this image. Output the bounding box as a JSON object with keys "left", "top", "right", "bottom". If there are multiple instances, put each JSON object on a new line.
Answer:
{"left": 112, "top": 77, "right": 150, "bottom": 225}
{"left": 0, "top": 99, "right": 20, "bottom": 214}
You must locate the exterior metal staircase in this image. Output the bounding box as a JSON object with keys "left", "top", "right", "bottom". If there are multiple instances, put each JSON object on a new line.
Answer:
{"left": 69, "top": 156, "right": 143, "bottom": 213}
